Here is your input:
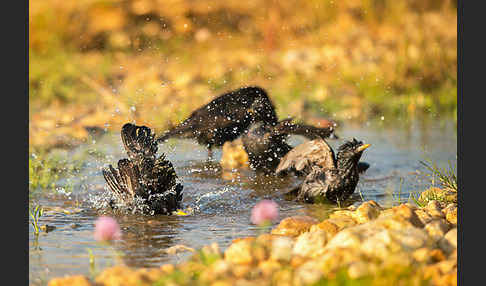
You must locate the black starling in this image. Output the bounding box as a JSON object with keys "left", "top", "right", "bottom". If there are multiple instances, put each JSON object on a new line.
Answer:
{"left": 275, "top": 138, "right": 370, "bottom": 204}
{"left": 102, "top": 123, "right": 183, "bottom": 215}
{"left": 157, "top": 86, "right": 278, "bottom": 159}
{"left": 240, "top": 118, "right": 338, "bottom": 174}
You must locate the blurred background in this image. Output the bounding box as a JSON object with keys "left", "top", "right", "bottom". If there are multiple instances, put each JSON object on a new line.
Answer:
{"left": 29, "top": 0, "right": 457, "bottom": 150}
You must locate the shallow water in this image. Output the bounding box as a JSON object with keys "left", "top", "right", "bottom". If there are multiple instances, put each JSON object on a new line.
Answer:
{"left": 29, "top": 118, "right": 456, "bottom": 285}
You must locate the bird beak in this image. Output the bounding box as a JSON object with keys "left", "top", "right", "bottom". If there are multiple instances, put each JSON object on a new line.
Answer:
{"left": 356, "top": 143, "right": 371, "bottom": 152}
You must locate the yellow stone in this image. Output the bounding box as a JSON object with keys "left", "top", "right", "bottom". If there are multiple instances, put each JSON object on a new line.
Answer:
{"left": 271, "top": 216, "right": 319, "bottom": 237}
{"left": 48, "top": 275, "right": 92, "bottom": 286}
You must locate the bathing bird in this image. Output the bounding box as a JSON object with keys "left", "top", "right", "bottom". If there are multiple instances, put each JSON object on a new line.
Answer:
{"left": 103, "top": 123, "right": 183, "bottom": 215}
{"left": 240, "top": 118, "right": 339, "bottom": 174}
{"left": 156, "top": 86, "right": 278, "bottom": 159}
{"left": 275, "top": 138, "right": 370, "bottom": 204}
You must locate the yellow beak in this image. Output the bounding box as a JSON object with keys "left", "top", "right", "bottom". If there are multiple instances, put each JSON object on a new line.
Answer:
{"left": 174, "top": 210, "right": 189, "bottom": 216}
{"left": 356, "top": 143, "right": 371, "bottom": 152}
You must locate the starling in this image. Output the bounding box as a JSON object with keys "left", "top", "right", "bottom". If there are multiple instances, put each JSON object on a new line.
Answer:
{"left": 157, "top": 86, "right": 278, "bottom": 159}
{"left": 102, "top": 123, "right": 183, "bottom": 215}
{"left": 275, "top": 138, "right": 370, "bottom": 204}
{"left": 241, "top": 118, "right": 338, "bottom": 174}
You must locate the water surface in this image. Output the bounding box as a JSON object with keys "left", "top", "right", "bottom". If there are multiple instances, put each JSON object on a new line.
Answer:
{"left": 29, "top": 118, "right": 457, "bottom": 285}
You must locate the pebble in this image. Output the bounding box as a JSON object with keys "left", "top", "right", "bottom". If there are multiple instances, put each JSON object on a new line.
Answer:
{"left": 293, "top": 260, "right": 323, "bottom": 286}
{"left": 270, "top": 236, "right": 294, "bottom": 262}
{"left": 353, "top": 200, "right": 381, "bottom": 223}
{"left": 47, "top": 199, "right": 458, "bottom": 286}
{"left": 271, "top": 216, "right": 319, "bottom": 237}
{"left": 48, "top": 275, "right": 92, "bottom": 286}
{"left": 426, "top": 200, "right": 445, "bottom": 218}
{"left": 224, "top": 239, "right": 254, "bottom": 265}
{"left": 424, "top": 219, "right": 451, "bottom": 240}
{"left": 164, "top": 244, "right": 195, "bottom": 255}
{"left": 293, "top": 229, "right": 328, "bottom": 258}
{"left": 445, "top": 207, "right": 457, "bottom": 225}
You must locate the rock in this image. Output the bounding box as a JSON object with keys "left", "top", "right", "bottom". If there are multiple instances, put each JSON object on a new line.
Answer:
{"left": 160, "top": 264, "right": 174, "bottom": 274}
{"left": 393, "top": 204, "right": 425, "bottom": 228}
{"left": 271, "top": 216, "right": 319, "bottom": 237}
{"left": 419, "top": 187, "right": 457, "bottom": 205}
{"left": 439, "top": 228, "right": 457, "bottom": 255}
{"left": 220, "top": 139, "right": 249, "bottom": 170}
{"left": 232, "top": 264, "right": 252, "bottom": 279}
{"left": 211, "top": 280, "right": 235, "bottom": 286}
{"left": 426, "top": 200, "right": 445, "bottom": 218}
{"left": 430, "top": 249, "right": 447, "bottom": 262}
{"left": 412, "top": 247, "right": 432, "bottom": 263}
{"left": 443, "top": 203, "right": 457, "bottom": 213}
{"left": 377, "top": 204, "right": 424, "bottom": 229}
{"left": 293, "top": 259, "right": 324, "bottom": 286}
{"left": 256, "top": 233, "right": 283, "bottom": 247}
{"left": 347, "top": 261, "right": 370, "bottom": 279}
{"left": 360, "top": 226, "right": 432, "bottom": 261}
{"left": 270, "top": 236, "right": 294, "bottom": 262}
{"left": 444, "top": 228, "right": 457, "bottom": 248}
{"left": 414, "top": 209, "right": 434, "bottom": 225}
{"left": 164, "top": 244, "right": 196, "bottom": 255}
{"left": 48, "top": 275, "right": 92, "bottom": 286}
{"left": 202, "top": 242, "right": 222, "bottom": 258}
{"left": 271, "top": 269, "right": 293, "bottom": 286}
{"left": 232, "top": 237, "right": 255, "bottom": 244}
{"left": 436, "top": 259, "right": 457, "bottom": 274}
{"left": 445, "top": 206, "right": 457, "bottom": 225}
{"left": 211, "top": 260, "right": 231, "bottom": 277}
{"left": 424, "top": 219, "right": 451, "bottom": 241}
{"left": 136, "top": 268, "right": 166, "bottom": 282}
{"left": 290, "top": 255, "right": 308, "bottom": 268}
{"left": 94, "top": 266, "right": 146, "bottom": 286}
{"left": 319, "top": 247, "right": 363, "bottom": 276}
{"left": 293, "top": 229, "right": 328, "bottom": 258}
{"left": 325, "top": 218, "right": 433, "bottom": 263}
{"left": 324, "top": 217, "right": 357, "bottom": 230}
{"left": 224, "top": 239, "right": 254, "bottom": 265}
{"left": 413, "top": 248, "right": 447, "bottom": 263}
{"left": 353, "top": 200, "right": 382, "bottom": 223}
{"left": 437, "top": 272, "right": 458, "bottom": 286}
{"left": 258, "top": 260, "right": 281, "bottom": 276}
{"left": 402, "top": 202, "right": 418, "bottom": 210}
{"left": 329, "top": 210, "right": 355, "bottom": 220}
{"left": 310, "top": 221, "right": 339, "bottom": 238}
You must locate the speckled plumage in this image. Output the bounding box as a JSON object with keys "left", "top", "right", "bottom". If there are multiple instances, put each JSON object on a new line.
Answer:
{"left": 103, "top": 123, "right": 183, "bottom": 215}
{"left": 276, "top": 138, "right": 370, "bottom": 204}
{"left": 241, "top": 119, "right": 337, "bottom": 174}
{"left": 157, "top": 86, "right": 278, "bottom": 158}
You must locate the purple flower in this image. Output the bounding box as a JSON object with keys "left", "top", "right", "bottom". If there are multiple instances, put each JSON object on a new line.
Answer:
{"left": 94, "top": 216, "right": 122, "bottom": 242}
{"left": 251, "top": 200, "right": 279, "bottom": 225}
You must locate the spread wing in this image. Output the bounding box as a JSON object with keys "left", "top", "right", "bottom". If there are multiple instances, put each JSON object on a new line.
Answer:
{"left": 272, "top": 119, "right": 336, "bottom": 139}
{"left": 102, "top": 159, "right": 143, "bottom": 201}
{"left": 275, "top": 139, "right": 337, "bottom": 175}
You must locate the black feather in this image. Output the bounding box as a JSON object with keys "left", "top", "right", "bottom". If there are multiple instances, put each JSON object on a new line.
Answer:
{"left": 157, "top": 86, "right": 278, "bottom": 157}
{"left": 241, "top": 119, "right": 337, "bottom": 174}
{"left": 102, "top": 123, "right": 183, "bottom": 215}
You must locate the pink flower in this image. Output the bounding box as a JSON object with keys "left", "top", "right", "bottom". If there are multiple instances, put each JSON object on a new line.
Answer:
{"left": 251, "top": 200, "right": 279, "bottom": 225}
{"left": 94, "top": 216, "right": 122, "bottom": 242}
